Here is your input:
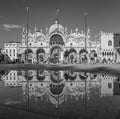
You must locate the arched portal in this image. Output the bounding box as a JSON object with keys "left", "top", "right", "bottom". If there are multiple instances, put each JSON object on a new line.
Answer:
{"left": 24, "top": 49, "right": 33, "bottom": 63}
{"left": 63, "top": 50, "right": 69, "bottom": 64}
{"left": 89, "top": 50, "right": 97, "bottom": 63}
{"left": 68, "top": 48, "right": 77, "bottom": 64}
{"left": 36, "top": 48, "right": 45, "bottom": 64}
{"left": 79, "top": 49, "right": 88, "bottom": 63}
{"left": 49, "top": 34, "right": 64, "bottom": 64}
{"left": 50, "top": 45, "right": 63, "bottom": 64}
{"left": 64, "top": 50, "right": 69, "bottom": 58}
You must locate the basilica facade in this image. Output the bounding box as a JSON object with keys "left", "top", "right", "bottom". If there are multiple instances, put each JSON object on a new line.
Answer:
{"left": 4, "top": 20, "right": 118, "bottom": 64}
{"left": 19, "top": 20, "right": 97, "bottom": 64}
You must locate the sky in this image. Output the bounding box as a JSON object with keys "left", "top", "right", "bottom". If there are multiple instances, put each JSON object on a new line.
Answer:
{"left": 0, "top": 0, "right": 120, "bottom": 47}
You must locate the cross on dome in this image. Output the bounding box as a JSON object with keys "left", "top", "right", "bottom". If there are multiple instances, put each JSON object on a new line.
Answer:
{"left": 34, "top": 24, "right": 38, "bottom": 32}
{"left": 55, "top": 19, "right": 59, "bottom": 24}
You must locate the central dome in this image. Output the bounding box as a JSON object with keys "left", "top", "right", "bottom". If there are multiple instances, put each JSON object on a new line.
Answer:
{"left": 49, "top": 20, "right": 64, "bottom": 34}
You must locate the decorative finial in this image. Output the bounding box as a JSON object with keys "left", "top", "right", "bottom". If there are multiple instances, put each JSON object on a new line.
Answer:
{"left": 34, "top": 24, "right": 37, "bottom": 32}
{"left": 87, "top": 27, "right": 91, "bottom": 35}
{"left": 75, "top": 25, "right": 78, "bottom": 32}
{"left": 56, "top": 9, "right": 59, "bottom": 24}
{"left": 55, "top": 19, "right": 58, "bottom": 24}
{"left": 22, "top": 25, "right": 25, "bottom": 34}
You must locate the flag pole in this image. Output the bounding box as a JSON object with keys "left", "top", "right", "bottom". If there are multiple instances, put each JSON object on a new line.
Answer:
{"left": 85, "top": 12, "right": 87, "bottom": 50}
{"left": 26, "top": 6, "right": 29, "bottom": 63}
{"left": 56, "top": 9, "right": 59, "bottom": 63}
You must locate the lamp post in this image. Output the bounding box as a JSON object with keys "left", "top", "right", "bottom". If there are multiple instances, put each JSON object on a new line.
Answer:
{"left": 56, "top": 9, "right": 60, "bottom": 64}
{"left": 26, "top": 5, "right": 29, "bottom": 63}
{"left": 84, "top": 12, "right": 88, "bottom": 63}
{"left": 85, "top": 12, "right": 87, "bottom": 50}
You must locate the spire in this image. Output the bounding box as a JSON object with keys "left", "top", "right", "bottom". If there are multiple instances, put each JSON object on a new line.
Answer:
{"left": 45, "top": 27, "right": 48, "bottom": 34}
{"left": 22, "top": 25, "right": 25, "bottom": 34}
{"left": 75, "top": 25, "right": 78, "bottom": 32}
{"left": 56, "top": 9, "right": 59, "bottom": 24}
{"left": 22, "top": 25, "right": 26, "bottom": 39}
{"left": 55, "top": 19, "right": 58, "bottom": 24}
{"left": 87, "top": 27, "right": 91, "bottom": 35}
{"left": 34, "top": 24, "right": 37, "bottom": 32}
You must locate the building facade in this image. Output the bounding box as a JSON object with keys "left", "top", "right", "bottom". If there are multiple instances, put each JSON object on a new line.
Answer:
{"left": 19, "top": 20, "right": 97, "bottom": 64}
{"left": 3, "top": 20, "right": 120, "bottom": 64}
{"left": 4, "top": 42, "right": 21, "bottom": 61}
{"left": 96, "top": 31, "right": 117, "bottom": 63}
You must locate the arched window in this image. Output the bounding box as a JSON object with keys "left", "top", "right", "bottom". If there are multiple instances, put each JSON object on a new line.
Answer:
{"left": 108, "top": 40, "right": 112, "bottom": 46}
{"left": 50, "top": 34, "right": 64, "bottom": 46}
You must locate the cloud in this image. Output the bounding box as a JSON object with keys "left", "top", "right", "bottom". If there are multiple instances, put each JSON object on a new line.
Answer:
{"left": 0, "top": 24, "right": 22, "bottom": 31}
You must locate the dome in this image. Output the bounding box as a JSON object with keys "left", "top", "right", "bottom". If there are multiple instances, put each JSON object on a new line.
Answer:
{"left": 49, "top": 20, "right": 64, "bottom": 34}
{"left": 35, "top": 32, "right": 45, "bottom": 38}
{"left": 70, "top": 32, "right": 81, "bottom": 39}
{"left": 34, "top": 25, "right": 45, "bottom": 37}
{"left": 69, "top": 26, "right": 80, "bottom": 38}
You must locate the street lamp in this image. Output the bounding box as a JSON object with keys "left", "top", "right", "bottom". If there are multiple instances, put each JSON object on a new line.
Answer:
{"left": 56, "top": 9, "right": 60, "bottom": 64}
{"left": 85, "top": 12, "right": 87, "bottom": 50}
{"left": 26, "top": 5, "right": 29, "bottom": 63}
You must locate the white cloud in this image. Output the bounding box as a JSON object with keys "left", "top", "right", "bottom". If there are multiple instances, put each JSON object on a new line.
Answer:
{"left": 0, "top": 24, "right": 22, "bottom": 31}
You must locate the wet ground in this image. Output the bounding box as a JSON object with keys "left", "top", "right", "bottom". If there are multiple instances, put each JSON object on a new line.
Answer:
{"left": 0, "top": 69, "right": 120, "bottom": 119}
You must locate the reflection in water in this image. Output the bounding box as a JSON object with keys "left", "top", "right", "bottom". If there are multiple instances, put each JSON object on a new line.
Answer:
{"left": 0, "top": 70, "right": 120, "bottom": 118}
{"left": 1, "top": 70, "right": 119, "bottom": 105}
